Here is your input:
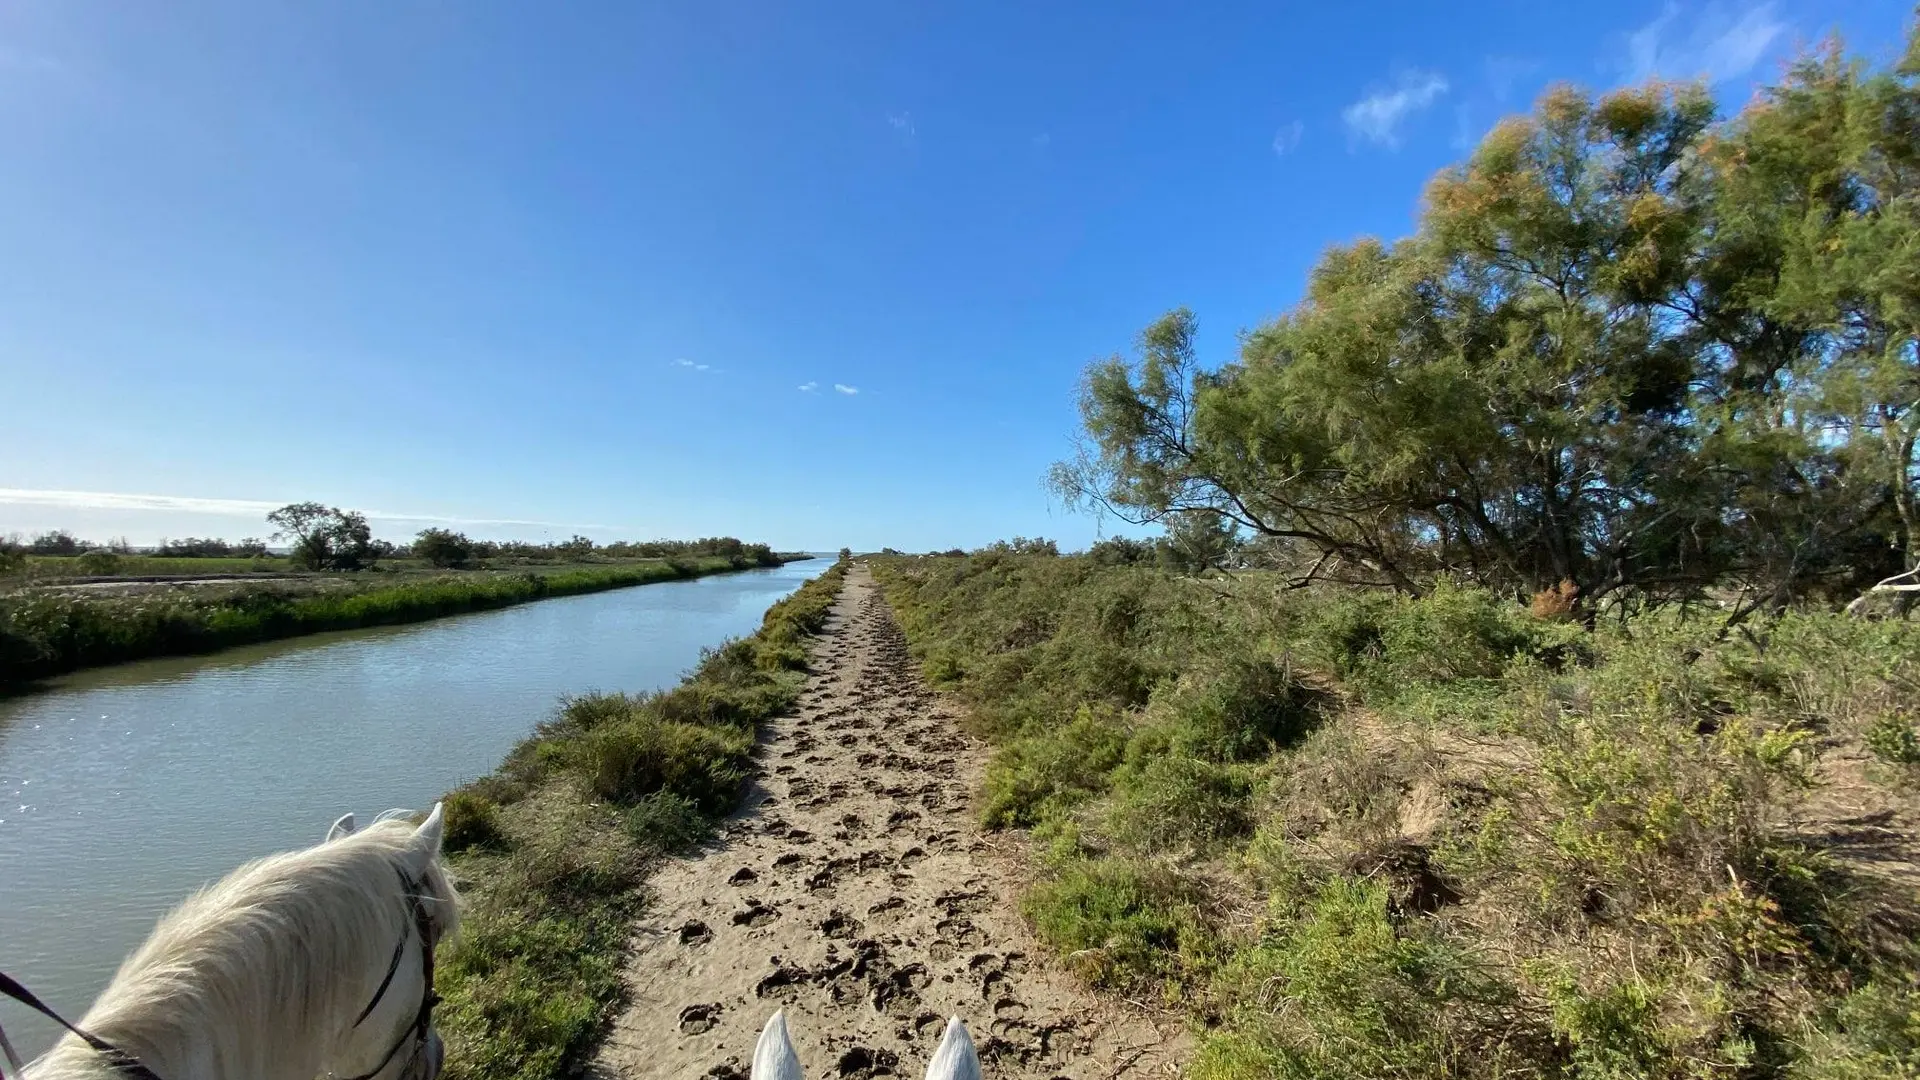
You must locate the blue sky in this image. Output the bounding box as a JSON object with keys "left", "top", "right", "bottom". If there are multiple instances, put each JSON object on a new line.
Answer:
{"left": 1, "top": 1, "right": 1913, "bottom": 552}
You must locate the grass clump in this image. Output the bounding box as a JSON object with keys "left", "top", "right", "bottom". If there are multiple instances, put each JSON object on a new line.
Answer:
{"left": 1197, "top": 879, "right": 1541, "bottom": 1080}
{"left": 1021, "top": 857, "right": 1217, "bottom": 994}
{"left": 432, "top": 556, "right": 849, "bottom": 1080}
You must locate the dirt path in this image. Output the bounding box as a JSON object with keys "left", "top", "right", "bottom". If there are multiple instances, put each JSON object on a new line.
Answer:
{"left": 593, "top": 566, "right": 1185, "bottom": 1080}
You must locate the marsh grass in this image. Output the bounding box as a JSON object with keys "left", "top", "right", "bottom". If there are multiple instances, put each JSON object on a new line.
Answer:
{"left": 431, "top": 557, "right": 848, "bottom": 1080}
{"left": 873, "top": 552, "right": 1920, "bottom": 1080}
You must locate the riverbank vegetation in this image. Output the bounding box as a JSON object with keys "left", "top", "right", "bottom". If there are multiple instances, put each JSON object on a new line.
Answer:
{"left": 0, "top": 550, "right": 810, "bottom": 686}
{"left": 875, "top": 552, "right": 1919, "bottom": 1080}
{"left": 431, "top": 556, "right": 850, "bottom": 1080}
{"left": 2, "top": 520, "right": 793, "bottom": 582}
{"left": 874, "top": 28, "right": 1920, "bottom": 1080}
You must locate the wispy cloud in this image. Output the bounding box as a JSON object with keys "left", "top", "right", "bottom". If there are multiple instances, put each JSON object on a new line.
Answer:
{"left": 1031, "top": 132, "right": 1052, "bottom": 149}
{"left": 1271, "top": 120, "right": 1305, "bottom": 156}
{"left": 1342, "top": 70, "right": 1450, "bottom": 149}
{"left": 798, "top": 381, "right": 819, "bottom": 393}
{"left": 1622, "top": 2, "right": 1785, "bottom": 85}
{"left": 1483, "top": 55, "right": 1541, "bottom": 102}
{"left": 0, "top": 488, "right": 620, "bottom": 531}
{"left": 673, "top": 357, "right": 713, "bottom": 373}
{"left": 833, "top": 384, "right": 859, "bottom": 396}
{"left": 885, "top": 111, "right": 916, "bottom": 139}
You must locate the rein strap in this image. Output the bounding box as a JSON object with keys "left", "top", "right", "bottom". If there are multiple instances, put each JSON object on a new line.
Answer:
{"left": 0, "top": 970, "right": 164, "bottom": 1080}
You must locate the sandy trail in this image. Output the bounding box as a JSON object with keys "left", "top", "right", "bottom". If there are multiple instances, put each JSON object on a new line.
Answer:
{"left": 593, "top": 566, "right": 1184, "bottom": 1080}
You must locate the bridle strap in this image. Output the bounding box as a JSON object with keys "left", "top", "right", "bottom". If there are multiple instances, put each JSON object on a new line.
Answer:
{"left": 0, "top": 969, "right": 165, "bottom": 1080}
{"left": 338, "top": 866, "right": 441, "bottom": 1080}
{"left": 351, "top": 927, "right": 412, "bottom": 1027}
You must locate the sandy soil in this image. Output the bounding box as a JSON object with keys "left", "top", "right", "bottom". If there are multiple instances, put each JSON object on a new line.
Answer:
{"left": 593, "top": 566, "right": 1185, "bottom": 1080}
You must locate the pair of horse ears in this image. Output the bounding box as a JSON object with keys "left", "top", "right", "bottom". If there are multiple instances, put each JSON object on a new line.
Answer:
{"left": 326, "top": 803, "right": 446, "bottom": 860}
{"left": 754, "top": 1011, "right": 980, "bottom": 1080}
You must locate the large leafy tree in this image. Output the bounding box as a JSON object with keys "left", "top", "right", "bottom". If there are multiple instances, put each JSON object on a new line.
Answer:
{"left": 1056, "top": 26, "right": 1920, "bottom": 606}
{"left": 268, "top": 502, "right": 377, "bottom": 571}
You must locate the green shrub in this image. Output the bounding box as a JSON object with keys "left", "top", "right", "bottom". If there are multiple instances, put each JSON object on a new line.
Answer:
{"left": 624, "top": 791, "right": 713, "bottom": 854}
{"left": 1298, "top": 579, "right": 1575, "bottom": 692}
{"left": 443, "top": 789, "right": 507, "bottom": 853}
{"left": 1865, "top": 714, "right": 1920, "bottom": 767}
{"left": 1796, "top": 977, "right": 1920, "bottom": 1080}
{"left": 1545, "top": 974, "right": 1675, "bottom": 1080}
{"left": 1022, "top": 858, "right": 1215, "bottom": 992}
{"left": 1109, "top": 754, "right": 1256, "bottom": 851}
{"left": 571, "top": 713, "right": 753, "bottom": 811}
{"left": 1150, "top": 656, "right": 1322, "bottom": 761}
{"left": 980, "top": 707, "right": 1129, "bottom": 827}
{"left": 1199, "top": 878, "right": 1538, "bottom": 1080}
{"left": 76, "top": 550, "right": 122, "bottom": 575}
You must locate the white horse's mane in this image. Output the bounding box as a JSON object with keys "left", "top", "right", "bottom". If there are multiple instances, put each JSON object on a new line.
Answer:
{"left": 26, "top": 811, "right": 456, "bottom": 1080}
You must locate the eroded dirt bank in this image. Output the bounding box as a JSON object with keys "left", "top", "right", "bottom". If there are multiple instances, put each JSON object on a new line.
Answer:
{"left": 594, "top": 565, "right": 1184, "bottom": 1080}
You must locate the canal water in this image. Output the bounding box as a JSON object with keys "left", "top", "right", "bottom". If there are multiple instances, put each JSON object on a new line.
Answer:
{"left": 0, "top": 557, "right": 827, "bottom": 1056}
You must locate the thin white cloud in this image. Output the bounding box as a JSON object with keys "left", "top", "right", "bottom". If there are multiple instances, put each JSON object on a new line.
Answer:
{"left": 1622, "top": 2, "right": 1785, "bottom": 85}
{"left": 1483, "top": 55, "right": 1541, "bottom": 102}
{"left": 885, "top": 111, "right": 915, "bottom": 137}
{"left": 833, "top": 384, "right": 859, "bottom": 395}
{"left": 1271, "top": 120, "right": 1305, "bottom": 156}
{"left": 0, "top": 488, "right": 620, "bottom": 531}
{"left": 673, "top": 358, "right": 713, "bottom": 372}
{"left": 798, "top": 381, "right": 819, "bottom": 393}
{"left": 1342, "top": 70, "right": 1450, "bottom": 149}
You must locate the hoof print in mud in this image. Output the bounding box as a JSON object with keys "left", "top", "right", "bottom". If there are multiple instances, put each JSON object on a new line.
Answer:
{"left": 731, "top": 900, "right": 779, "bottom": 927}
{"left": 754, "top": 963, "right": 809, "bottom": 1001}
{"left": 678, "top": 919, "right": 713, "bottom": 946}
{"left": 678, "top": 1002, "right": 722, "bottom": 1035}
{"left": 728, "top": 866, "right": 759, "bottom": 886}
{"left": 819, "top": 909, "right": 862, "bottom": 938}
{"left": 834, "top": 1046, "right": 899, "bottom": 1080}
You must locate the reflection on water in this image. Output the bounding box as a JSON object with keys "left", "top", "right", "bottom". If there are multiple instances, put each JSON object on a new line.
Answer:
{"left": 0, "top": 558, "right": 824, "bottom": 1057}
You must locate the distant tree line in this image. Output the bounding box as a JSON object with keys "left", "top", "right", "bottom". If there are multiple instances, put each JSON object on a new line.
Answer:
{"left": 2, "top": 507, "right": 784, "bottom": 576}
{"left": 1054, "top": 31, "right": 1920, "bottom": 615}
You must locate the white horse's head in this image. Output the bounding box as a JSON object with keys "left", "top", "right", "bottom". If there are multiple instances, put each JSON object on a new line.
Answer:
{"left": 26, "top": 805, "right": 457, "bottom": 1080}
{"left": 751, "top": 1011, "right": 980, "bottom": 1080}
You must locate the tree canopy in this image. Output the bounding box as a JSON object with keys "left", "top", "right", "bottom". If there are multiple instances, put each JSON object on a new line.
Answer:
{"left": 1055, "top": 29, "right": 1920, "bottom": 609}
{"left": 267, "top": 502, "right": 377, "bottom": 571}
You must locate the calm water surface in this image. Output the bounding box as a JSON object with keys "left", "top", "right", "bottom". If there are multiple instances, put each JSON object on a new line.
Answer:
{"left": 0, "top": 558, "right": 826, "bottom": 1056}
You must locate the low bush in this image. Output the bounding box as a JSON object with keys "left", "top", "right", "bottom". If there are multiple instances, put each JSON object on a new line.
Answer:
{"left": 1021, "top": 857, "right": 1216, "bottom": 993}
{"left": 1108, "top": 754, "right": 1256, "bottom": 851}
{"left": 1197, "top": 879, "right": 1540, "bottom": 1080}
{"left": 979, "top": 707, "right": 1128, "bottom": 827}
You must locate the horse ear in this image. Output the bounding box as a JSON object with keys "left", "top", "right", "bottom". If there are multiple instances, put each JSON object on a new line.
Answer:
{"left": 752, "top": 1010, "right": 804, "bottom": 1080}
{"left": 411, "top": 803, "right": 445, "bottom": 861}
{"left": 924, "top": 1018, "right": 979, "bottom": 1080}
{"left": 327, "top": 813, "right": 357, "bottom": 842}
